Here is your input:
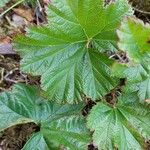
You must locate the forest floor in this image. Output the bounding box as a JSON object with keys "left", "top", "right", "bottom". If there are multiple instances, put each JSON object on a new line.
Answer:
{"left": 0, "top": 0, "right": 150, "bottom": 150}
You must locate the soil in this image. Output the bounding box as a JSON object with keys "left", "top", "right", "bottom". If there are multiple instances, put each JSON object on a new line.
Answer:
{"left": 129, "top": 0, "right": 150, "bottom": 23}
{"left": 0, "top": 123, "right": 39, "bottom": 150}
{"left": 0, "top": 1, "right": 45, "bottom": 149}
{"left": 0, "top": 54, "right": 40, "bottom": 92}
{"left": 0, "top": 0, "right": 150, "bottom": 150}
{"left": 88, "top": 144, "right": 98, "bottom": 150}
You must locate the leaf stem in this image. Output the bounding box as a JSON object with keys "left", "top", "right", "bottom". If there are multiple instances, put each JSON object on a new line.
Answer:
{"left": 133, "top": 7, "right": 150, "bottom": 15}
{"left": 0, "top": 0, "right": 25, "bottom": 18}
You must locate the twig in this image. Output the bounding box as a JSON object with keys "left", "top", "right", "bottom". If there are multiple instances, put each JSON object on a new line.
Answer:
{"left": 4, "top": 68, "right": 19, "bottom": 79}
{"left": 4, "top": 68, "right": 26, "bottom": 84}
{"left": 4, "top": 76, "right": 26, "bottom": 83}
{"left": 0, "top": 68, "right": 4, "bottom": 83}
{"left": 133, "top": 7, "right": 150, "bottom": 15}
{"left": 4, "top": 78, "right": 18, "bottom": 83}
{"left": 109, "top": 54, "right": 116, "bottom": 59}
{"left": 0, "top": 0, "right": 24, "bottom": 18}
{"left": 37, "top": 0, "right": 43, "bottom": 12}
{"left": 0, "top": 87, "right": 7, "bottom": 91}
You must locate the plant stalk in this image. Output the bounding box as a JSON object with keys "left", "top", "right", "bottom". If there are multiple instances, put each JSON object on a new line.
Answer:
{"left": 0, "top": 0, "right": 25, "bottom": 18}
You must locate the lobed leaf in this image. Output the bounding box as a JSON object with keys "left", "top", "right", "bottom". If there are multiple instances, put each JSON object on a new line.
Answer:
{"left": 22, "top": 133, "right": 50, "bottom": 150}
{"left": 112, "top": 58, "right": 150, "bottom": 102}
{"left": 23, "top": 132, "right": 60, "bottom": 150}
{"left": 117, "top": 17, "right": 150, "bottom": 63}
{"left": 14, "top": 0, "right": 132, "bottom": 103}
{"left": 87, "top": 94, "right": 150, "bottom": 150}
{"left": 114, "top": 17, "right": 150, "bottom": 102}
{"left": 0, "top": 84, "right": 90, "bottom": 150}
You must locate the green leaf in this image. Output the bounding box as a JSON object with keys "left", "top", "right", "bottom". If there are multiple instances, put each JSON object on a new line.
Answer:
{"left": 114, "top": 17, "right": 150, "bottom": 102}
{"left": 117, "top": 17, "right": 150, "bottom": 63}
{"left": 0, "top": 84, "right": 90, "bottom": 150}
{"left": 14, "top": 0, "right": 132, "bottom": 103}
{"left": 83, "top": 51, "right": 116, "bottom": 99}
{"left": 0, "top": 0, "right": 10, "bottom": 7}
{"left": 22, "top": 133, "right": 50, "bottom": 150}
{"left": 112, "top": 63, "right": 150, "bottom": 102}
{"left": 41, "top": 116, "right": 90, "bottom": 150}
{"left": 23, "top": 132, "right": 60, "bottom": 150}
{"left": 24, "top": 0, "right": 37, "bottom": 6}
{"left": 87, "top": 94, "right": 150, "bottom": 150}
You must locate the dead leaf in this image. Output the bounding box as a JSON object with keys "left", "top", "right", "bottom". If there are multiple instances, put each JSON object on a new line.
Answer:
{"left": 13, "top": 8, "right": 34, "bottom": 22}
{"left": 145, "top": 99, "right": 150, "bottom": 104}
{"left": 43, "top": 0, "right": 51, "bottom": 4}
{"left": 0, "top": 36, "right": 11, "bottom": 44}
{"left": 0, "top": 44, "right": 16, "bottom": 54}
{"left": 12, "top": 14, "right": 26, "bottom": 27}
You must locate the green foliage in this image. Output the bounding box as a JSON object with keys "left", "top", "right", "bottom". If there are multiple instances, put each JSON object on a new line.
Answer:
{"left": 113, "top": 17, "right": 150, "bottom": 102}
{"left": 0, "top": 0, "right": 10, "bottom": 7}
{"left": 113, "top": 62, "right": 150, "bottom": 102}
{"left": 0, "top": 84, "right": 90, "bottom": 150}
{"left": 88, "top": 15, "right": 150, "bottom": 150}
{"left": 87, "top": 93, "right": 150, "bottom": 150}
{"left": 23, "top": 133, "right": 50, "bottom": 150}
{"left": 23, "top": 0, "right": 37, "bottom": 6}
{"left": 117, "top": 17, "right": 150, "bottom": 63}
{"left": 0, "top": 0, "right": 149, "bottom": 150}
{"left": 14, "top": 0, "right": 132, "bottom": 103}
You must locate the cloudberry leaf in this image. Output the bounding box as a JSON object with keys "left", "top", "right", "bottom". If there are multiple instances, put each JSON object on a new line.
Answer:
{"left": 14, "top": 0, "right": 132, "bottom": 103}
{"left": 87, "top": 94, "right": 150, "bottom": 150}
{"left": 23, "top": 132, "right": 61, "bottom": 150}
{"left": 117, "top": 17, "right": 150, "bottom": 63}
{"left": 0, "top": 84, "right": 90, "bottom": 150}
{"left": 115, "top": 17, "right": 150, "bottom": 102}
{"left": 112, "top": 59, "right": 150, "bottom": 102}
{"left": 22, "top": 133, "right": 50, "bottom": 150}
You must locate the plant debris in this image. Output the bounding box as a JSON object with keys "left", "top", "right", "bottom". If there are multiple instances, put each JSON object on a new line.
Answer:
{"left": 0, "top": 0, "right": 150, "bottom": 150}
{"left": 88, "top": 144, "right": 98, "bottom": 150}
{"left": 0, "top": 54, "right": 40, "bottom": 92}
{"left": 0, "top": 123, "right": 40, "bottom": 150}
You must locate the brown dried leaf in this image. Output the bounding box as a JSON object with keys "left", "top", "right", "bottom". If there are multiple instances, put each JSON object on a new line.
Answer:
{"left": 0, "top": 44, "right": 16, "bottom": 54}
{"left": 13, "top": 8, "right": 34, "bottom": 22}
{"left": 0, "top": 36, "right": 11, "bottom": 44}
{"left": 145, "top": 99, "right": 150, "bottom": 104}
{"left": 43, "top": 0, "right": 51, "bottom": 4}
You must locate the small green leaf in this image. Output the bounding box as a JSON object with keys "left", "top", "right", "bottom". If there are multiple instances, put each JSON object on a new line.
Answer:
{"left": 117, "top": 17, "right": 150, "bottom": 63}
{"left": 23, "top": 132, "right": 60, "bottom": 150}
{"left": 0, "top": 84, "right": 90, "bottom": 150}
{"left": 112, "top": 63, "right": 150, "bottom": 102}
{"left": 14, "top": 0, "right": 132, "bottom": 103}
{"left": 22, "top": 133, "right": 50, "bottom": 150}
{"left": 87, "top": 94, "right": 150, "bottom": 150}
{"left": 115, "top": 17, "right": 150, "bottom": 102}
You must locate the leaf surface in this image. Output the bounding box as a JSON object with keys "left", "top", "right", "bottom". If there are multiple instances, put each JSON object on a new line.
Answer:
{"left": 22, "top": 133, "right": 50, "bottom": 150}
{"left": 117, "top": 17, "right": 150, "bottom": 62}
{"left": 116, "top": 17, "right": 150, "bottom": 101}
{"left": 112, "top": 62, "right": 150, "bottom": 102}
{"left": 14, "top": 0, "right": 132, "bottom": 102}
{"left": 87, "top": 94, "right": 150, "bottom": 150}
{"left": 0, "top": 84, "right": 90, "bottom": 150}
